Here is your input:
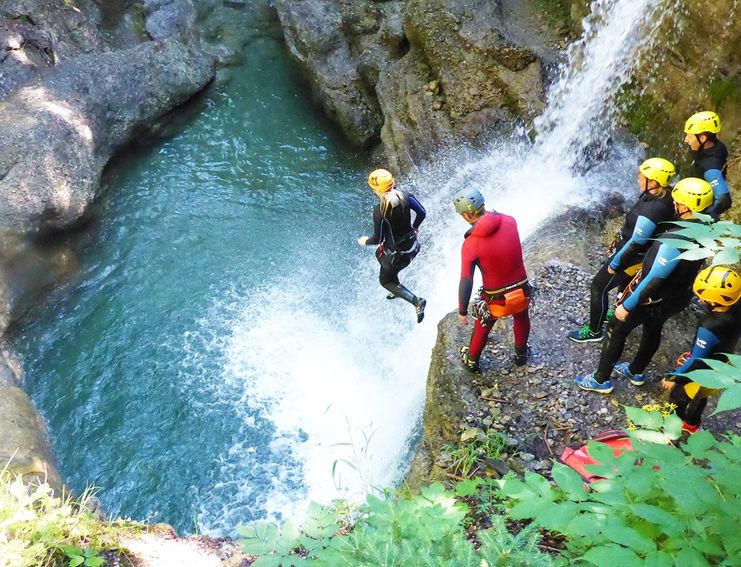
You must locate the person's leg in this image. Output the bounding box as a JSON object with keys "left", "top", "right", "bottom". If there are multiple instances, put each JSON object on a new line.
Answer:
{"left": 378, "top": 248, "right": 426, "bottom": 322}
{"left": 588, "top": 261, "right": 620, "bottom": 331}
{"left": 469, "top": 317, "right": 495, "bottom": 360}
{"left": 629, "top": 301, "right": 686, "bottom": 374}
{"left": 594, "top": 310, "right": 645, "bottom": 383}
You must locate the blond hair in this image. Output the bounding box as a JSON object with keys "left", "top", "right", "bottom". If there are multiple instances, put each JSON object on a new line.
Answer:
{"left": 380, "top": 188, "right": 407, "bottom": 217}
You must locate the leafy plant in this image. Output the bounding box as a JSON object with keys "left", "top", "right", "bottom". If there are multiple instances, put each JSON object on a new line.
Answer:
{"left": 0, "top": 468, "right": 136, "bottom": 567}
{"left": 442, "top": 427, "right": 512, "bottom": 478}
{"left": 659, "top": 215, "right": 741, "bottom": 265}
{"left": 498, "top": 407, "right": 741, "bottom": 566}
{"left": 679, "top": 353, "right": 741, "bottom": 415}
{"left": 238, "top": 483, "right": 554, "bottom": 566}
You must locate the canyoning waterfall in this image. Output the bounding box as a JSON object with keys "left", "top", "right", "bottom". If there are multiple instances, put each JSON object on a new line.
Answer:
{"left": 17, "top": 0, "right": 668, "bottom": 536}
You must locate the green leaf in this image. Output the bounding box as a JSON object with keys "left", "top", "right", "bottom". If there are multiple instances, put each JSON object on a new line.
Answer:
{"left": 625, "top": 406, "right": 662, "bottom": 429}
{"left": 84, "top": 557, "right": 106, "bottom": 567}
{"left": 69, "top": 557, "right": 85, "bottom": 567}
{"left": 712, "top": 384, "right": 741, "bottom": 415}
{"left": 657, "top": 238, "right": 700, "bottom": 250}
{"left": 663, "top": 413, "right": 683, "bottom": 440}
{"left": 603, "top": 518, "right": 656, "bottom": 553}
{"left": 679, "top": 369, "right": 735, "bottom": 389}
{"left": 630, "top": 503, "right": 683, "bottom": 535}
{"left": 581, "top": 544, "right": 641, "bottom": 566}
{"left": 644, "top": 549, "right": 677, "bottom": 567}
{"left": 676, "top": 546, "right": 711, "bottom": 566}
{"left": 454, "top": 478, "right": 481, "bottom": 497}
{"left": 551, "top": 461, "right": 588, "bottom": 500}
{"left": 712, "top": 248, "right": 740, "bottom": 266}
{"left": 677, "top": 248, "right": 714, "bottom": 261}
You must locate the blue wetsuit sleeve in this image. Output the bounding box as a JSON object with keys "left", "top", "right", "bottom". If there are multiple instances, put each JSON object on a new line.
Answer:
{"left": 674, "top": 326, "right": 721, "bottom": 375}
{"left": 407, "top": 194, "right": 427, "bottom": 229}
{"left": 609, "top": 215, "right": 658, "bottom": 270}
{"left": 704, "top": 169, "right": 731, "bottom": 218}
{"left": 622, "top": 243, "right": 681, "bottom": 311}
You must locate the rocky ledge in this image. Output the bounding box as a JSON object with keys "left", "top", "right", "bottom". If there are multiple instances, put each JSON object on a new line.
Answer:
{"left": 407, "top": 208, "right": 741, "bottom": 488}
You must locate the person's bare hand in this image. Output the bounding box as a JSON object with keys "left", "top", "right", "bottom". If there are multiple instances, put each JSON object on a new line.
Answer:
{"left": 615, "top": 304, "right": 628, "bottom": 321}
{"left": 458, "top": 314, "right": 468, "bottom": 325}
{"left": 357, "top": 236, "right": 369, "bottom": 246}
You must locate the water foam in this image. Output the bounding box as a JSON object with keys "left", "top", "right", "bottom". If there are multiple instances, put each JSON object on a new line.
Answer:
{"left": 196, "top": 0, "right": 667, "bottom": 533}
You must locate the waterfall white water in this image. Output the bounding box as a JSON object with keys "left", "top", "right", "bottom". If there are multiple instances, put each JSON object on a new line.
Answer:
{"left": 198, "top": 0, "right": 669, "bottom": 534}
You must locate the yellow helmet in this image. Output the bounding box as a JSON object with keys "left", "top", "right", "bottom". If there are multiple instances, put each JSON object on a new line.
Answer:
{"left": 693, "top": 266, "right": 741, "bottom": 306}
{"left": 672, "top": 178, "right": 714, "bottom": 212}
{"left": 368, "top": 169, "right": 395, "bottom": 194}
{"left": 684, "top": 111, "right": 721, "bottom": 135}
{"left": 639, "top": 157, "right": 675, "bottom": 187}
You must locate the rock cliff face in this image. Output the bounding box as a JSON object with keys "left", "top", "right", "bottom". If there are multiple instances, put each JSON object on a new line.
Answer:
{"left": 618, "top": 0, "right": 739, "bottom": 218}
{"left": 0, "top": 39, "right": 214, "bottom": 238}
{"left": 274, "top": 0, "right": 556, "bottom": 170}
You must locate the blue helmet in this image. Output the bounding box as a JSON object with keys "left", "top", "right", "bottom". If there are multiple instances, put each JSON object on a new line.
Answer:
{"left": 453, "top": 188, "right": 485, "bottom": 214}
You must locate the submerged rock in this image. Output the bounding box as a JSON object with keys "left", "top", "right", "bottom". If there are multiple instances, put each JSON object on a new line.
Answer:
{"left": 0, "top": 39, "right": 215, "bottom": 237}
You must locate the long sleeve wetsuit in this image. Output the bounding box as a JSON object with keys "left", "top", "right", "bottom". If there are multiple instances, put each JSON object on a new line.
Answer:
{"left": 366, "top": 192, "right": 426, "bottom": 290}
{"left": 692, "top": 141, "right": 731, "bottom": 219}
{"left": 587, "top": 190, "right": 675, "bottom": 331}
{"left": 668, "top": 302, "right": 741, "bottom": 425}
{"left": 593, "top": 223, "right": 706, "bottom": 383}
{"left": 458, "top": 211, "right": 529, "bottom": 359}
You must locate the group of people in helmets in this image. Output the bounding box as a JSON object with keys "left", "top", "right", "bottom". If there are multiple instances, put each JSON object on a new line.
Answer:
{"left": 358, "top": 110, "right": 737, "bottom": 433}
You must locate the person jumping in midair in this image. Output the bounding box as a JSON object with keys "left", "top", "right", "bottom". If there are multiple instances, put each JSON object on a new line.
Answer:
{"left": 358, "top": 168, "right": 427, "bottom": 323}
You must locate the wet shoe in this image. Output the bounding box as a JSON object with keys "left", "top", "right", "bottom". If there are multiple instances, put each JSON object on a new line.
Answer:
{"left": 575, "top": 372, "right": 613, "bottom": 394}
{"left": 386, "top": 293, "right": 397, "bottom": 300}
{"left": 458, "top": 346, "right": 480, "bottom": 373}
{"left": 415, "top": 298, "right": 426, "bottom": 323}
{"left": 604, "top": 308, "right": 616, "bottom": 324}
{"left": 613, "top": 361, "right": 645, "bottom": 386}
{"left": 682, "top": 421, "right": 700, "bottom": 435}
{"left": 567, "top": 325, "right": 603, "bottom": 343}
{"left": 514, "top": 346, "right": 530, "bottom": 366}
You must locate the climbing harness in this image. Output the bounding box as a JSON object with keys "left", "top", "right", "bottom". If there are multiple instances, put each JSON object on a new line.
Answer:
{"left": 472, "top": 279, "right": 530, "bottom": 324}
{"left": 616, "top": 268, "right": 662, "bottom": 307}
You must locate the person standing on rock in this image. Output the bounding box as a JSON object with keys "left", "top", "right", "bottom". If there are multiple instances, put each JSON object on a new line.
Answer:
{"left": 568, "top": 158, "right": 677, "bottom": 343}
{"left": 454, "top": 188, "right": 530, "bottom": 371}
{"left": 358, "top": 168, "right": 427, "bottom": 323}
{"left": 575, "top": 178, "right": 715, "bottom": 393}
{"left": 684, "top": 111, "right": 732, "bottom": 219}
{"left": 662, "top": 266, "right": 741, "bottom": 434}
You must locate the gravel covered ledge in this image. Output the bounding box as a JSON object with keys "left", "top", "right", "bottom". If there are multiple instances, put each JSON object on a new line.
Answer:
{"left": 406, "top": 208, "right": 741, "bottom": 489}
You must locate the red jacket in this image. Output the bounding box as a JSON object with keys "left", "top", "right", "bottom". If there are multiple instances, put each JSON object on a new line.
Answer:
{"left": 458, "top": 211, "right": 527, "bottom": 314}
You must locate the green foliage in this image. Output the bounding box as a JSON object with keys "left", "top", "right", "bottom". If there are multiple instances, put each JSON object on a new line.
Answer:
{"left": 498, "top": 407, "right": 741, "bottom": 565}
{"left": 681, "top": 354, "right": 741, "bottom": 415}
{"left": 661, "top": 217, "right": 741, "bottom": 265}
{"left": 238, "top": 483, "right": 554, "bottom": 566}
{"left": 708, "top": 76, "right": 740, "bottom": 109}
{"left": 442, "top": 428, "right": 511, "bottom": 478}
{"left": 0, "top": 469, "right": 134, "bottom": 567}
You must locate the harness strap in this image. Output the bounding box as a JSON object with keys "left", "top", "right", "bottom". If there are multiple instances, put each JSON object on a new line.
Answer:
{"left": 483, "top": 278, "right": 529, "bottom": 298}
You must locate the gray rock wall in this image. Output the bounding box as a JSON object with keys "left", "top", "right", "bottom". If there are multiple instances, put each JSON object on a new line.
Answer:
{"left": 274, "top": 0, "right": 555, "bottom": 171}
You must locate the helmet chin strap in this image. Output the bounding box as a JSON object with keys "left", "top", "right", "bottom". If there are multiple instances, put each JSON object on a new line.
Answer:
{"left": 696, "top": 134, "right": 706, "bottom": 151}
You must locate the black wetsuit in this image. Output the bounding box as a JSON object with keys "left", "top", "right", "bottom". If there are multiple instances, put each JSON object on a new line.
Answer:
{"left": 669, "top": 301, "right": 741, "bottom": 425}
{"left": 594, "top": 223, "right": 705, "bottom": 383}
{"left": 366, "top": 192, "right": 426, "bottom": 287}
{"left": 587, "top": 190, "right": 675, "bottom": 331}
{"left": 692, "top": 140, "right": 731, "bottom": 219}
